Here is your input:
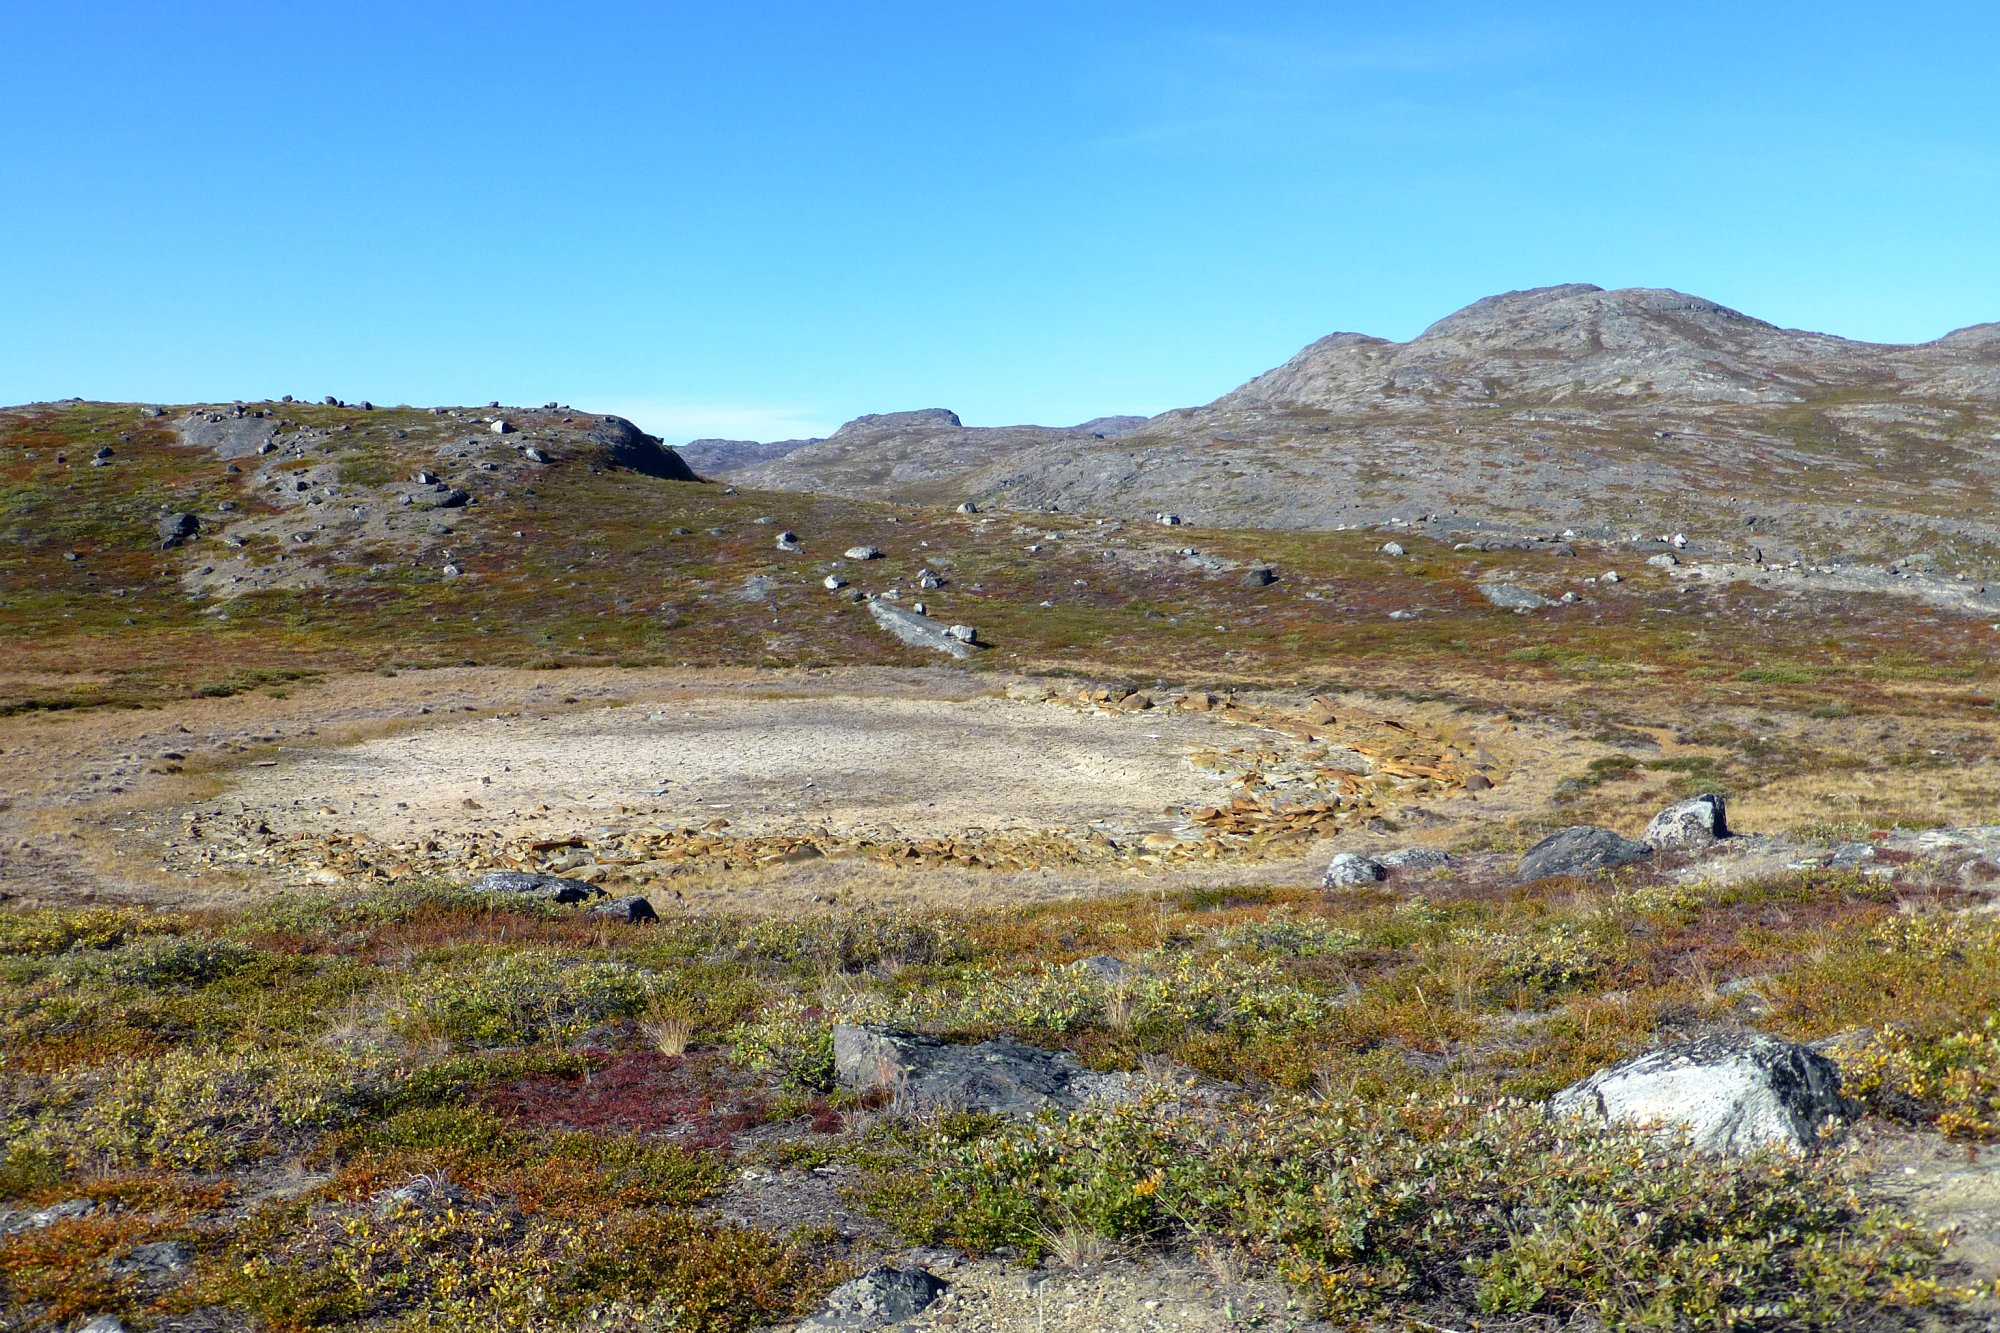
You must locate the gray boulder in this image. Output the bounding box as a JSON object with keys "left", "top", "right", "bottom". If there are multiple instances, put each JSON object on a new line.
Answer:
{"left": 107, "top": 1240, "right": 193, "bottom": 1277}
{"left": 1644, "top": 793, "right": 1731, "bottom": 849}
{"left": 803, "top": 1265, "right": 948, "bottom": 1330}
{"left": 585, "top": 895, "right": 658, "bottom": 923}
{"left": 1480, "top": 582, "right": 1548, "bottom": 611}
{"left": 845, "top": 545, "right": 884, "bottom": 561}
{"left": 1518, "top": 826, "right": 1651, "bottom": 881}
{"left": 1379, "top": 847, "right": 1454, "bottom": 873}
{"left": 1321, "top": 851, "right": 1387, "bottom": 888}
{"left": 156, "top": 512, "right": 199, "bottom": 549}
{"left": 1551, "top": 1032, "right": 1849, "bottom": 1155}
{"left": 832, "top": 1024, "right": 1110, "bottom": 1115}
{"left": 1242, "top": 566, "right": 1277, "bottom": 587}
{"left": 1072, "top": 955, "right": 1130, "bottom": 983}
{"left": 470, "top": 870, "right": 604, "bottom": 905}
{"left": 434, "top": 488, "right": 471, "bottom": 508}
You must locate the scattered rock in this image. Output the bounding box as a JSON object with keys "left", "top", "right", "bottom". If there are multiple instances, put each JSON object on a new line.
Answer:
{"left": 413, "top": 470, "right": 439, "bottom": 485}
{"left": 1321, "top": 851, "right": 1387, "bottom": 888}
{"left": 803, "top": 1265, "right": 949, "bottom": 1330}
{"left": 1601, "top": 570, "right": 1622, "bottom": 583}
{"left": 373, "top": 1175, "right": 464, "bottom": 1219}
{"left": 106, "top": 1240, "right": 193, "bottom": 1277}
{"left": 522, "top": 445, "right": 550, "bottom": 464}
{"left": 490, "top": 419, "right": 515, "bottom": 434}
{"left": 944, "top": 624, "right": 978, "bottom": 645}
{"left": 1647, "top": 552, "right": 1680, "bottom": 568}
{"left": 156, "top": 512, "right": 199, "bottom": 550}
{"left": 1380, "top": 541, "right": 1406, "bottom": 556}
{"left": 1550, "top": 1032, "right": 1849, "bottom": 1155}
{"left": 0, "top": 1198, "right": 97, "bottom": 1234}
{"left": 1073, "top": 955, "right": 1130, "bottom": 983}
{"left": 1518, "top": 825, "right": 1651, "bottom": 880}
{"left": 824, "top": 575, "right": 848, "bottom": 590}
{"left": 1464, "top": 772, "right": 1494, "bottom": 790}
{"left": 845, "top": 546, "right": 884, "bottom": 561}
{"left": 1379, "top": 847, "right": 1454, "bottom": 872}
{"left": 956, "top": 501, "right": 978, "bottom": 514}
{"left": 777, "top": 531, "right": 802, "bottom": 551}
{"left": 435, "top": 489, "right": 471, "bottom": 508}
{"left": 832, "top": 1024, "right": 1109, "bottom": 1114}
{"left": 1479, "top": 582, "right": 1548, "bottom": 611}
{"left": 1644, "top": 793, "right": 1731, "bottom": 849}
{"left": 1242, "top": 566, "right": 1276, "bottom": 587}
{"left": 585, "top": 894, "right": 658, "bottom": 924}
{"left": 469, "top": 870, "right": 604, "bottom": 905}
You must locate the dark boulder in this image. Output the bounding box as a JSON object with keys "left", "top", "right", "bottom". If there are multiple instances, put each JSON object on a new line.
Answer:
{"left": 156, "top": 512, "right": 199, "bottom": 549}
{"left": 470, "top": 870, "right": 603, "bottom": 905}
{"left": 1518, "top": 825, "right": 1651, "bottom": 881}
{"left": 832, "top": 1024, "right": 1119, "bottom": 1115}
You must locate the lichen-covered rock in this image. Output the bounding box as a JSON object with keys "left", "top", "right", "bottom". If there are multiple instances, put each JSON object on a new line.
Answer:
{"left": 1517, "top": 825, "right": 1651, "bottom": 881}
{"left": 469, "top": 870, "right": 603, "bottom": 905}
{"left": 1321, "top": 851, "right": 1387, "bottom": 888}
{"left": 585, "top": 894, "right": 658, "bottom": 923}
{"left": 1072, "top": 954, "right": 1130, "bottom": 983}
{"left": 867, "top": 601, "right": 974, "bottom": 658}
{"left": 1550, "top": 1032, "right": 1849, "bottom": 1155}
{"left": 1379, "top": 847, "right": 1454, "bottom": 873}
{"left": 832, "top": 1024, "right": 1117, "bottom": 1115}
{"left": 803, "top": 1265, "right": 948, "bottom": 1329}
{"left": 1644, "top": 793, "right": 1731, "bottom": 849}
{"left": 1479, "top": 581, "right": 1549, "bottom": 611}
{"left": 156, "top": 512, "right": 199, "bottom": 549}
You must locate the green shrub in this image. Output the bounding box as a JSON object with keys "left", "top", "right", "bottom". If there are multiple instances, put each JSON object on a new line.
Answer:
{"left": 880, "top": 1093, "right": 1943, "bottom": 1328}
{"left": 6, "top": 1046, "right": 387, "bottom": 1170}
{"left": 396, "top": 950, "right": 657, "bottom": 1046}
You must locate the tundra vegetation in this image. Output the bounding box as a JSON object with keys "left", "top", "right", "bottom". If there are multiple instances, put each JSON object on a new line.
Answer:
{"left": 6, "top": 399, "right": 2000, "bottom": 1329}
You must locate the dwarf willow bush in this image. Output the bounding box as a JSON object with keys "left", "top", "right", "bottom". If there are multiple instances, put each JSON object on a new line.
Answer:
{"left": 877, "top": 1093, "right": 1944, "bottom": 1330}
{"left": 396, "top": 950, "right": 658, "bottom": 1046}
{"left": 4, "top": 1046, "right": 389, "bottom": 1171}
{"left": 727, "top": 947, "right": 1332, "bottom": 1089}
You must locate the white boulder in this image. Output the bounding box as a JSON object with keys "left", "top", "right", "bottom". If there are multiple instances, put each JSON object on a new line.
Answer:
{"left": 1644, "top": 793, "right": 1730, "bottom": 849}
{"left": 1550, "top": 1033, "right": 1848, "bottom": 1155}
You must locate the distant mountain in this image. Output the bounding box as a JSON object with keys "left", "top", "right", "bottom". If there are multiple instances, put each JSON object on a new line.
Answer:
{"left": 727, "top": 286, "right": 2000, "bottom": 562}
{"left": 675, "top": 435, "right": 823, "bottom": 477}
{"left": 723, "top": 408, "right": 1150, "bottom": 491}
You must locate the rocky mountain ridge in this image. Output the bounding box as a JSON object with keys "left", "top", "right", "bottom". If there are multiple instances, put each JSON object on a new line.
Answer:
{"left": 724, "top": 285, "right": 2000, "bottom": 566}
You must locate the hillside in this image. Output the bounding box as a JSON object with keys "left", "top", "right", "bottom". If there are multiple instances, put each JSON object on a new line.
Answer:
{"left": 12, "top": 393, "right": 2000, "bottom": 1332}
{"left": 727, "top": 285, "right": 2000, "bottom": 566}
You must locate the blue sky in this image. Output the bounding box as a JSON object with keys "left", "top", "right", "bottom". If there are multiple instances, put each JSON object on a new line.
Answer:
{"left": 3, "top": 2, "right": 1996, "bottom": 441}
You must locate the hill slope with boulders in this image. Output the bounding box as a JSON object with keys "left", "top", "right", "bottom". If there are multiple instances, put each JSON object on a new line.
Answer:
{"left": 725, "top": 285, "right": 2000, "bottom": 567}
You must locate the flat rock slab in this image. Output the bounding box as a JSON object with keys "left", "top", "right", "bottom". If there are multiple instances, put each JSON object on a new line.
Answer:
{"left": 867, "top": 601, "right": 975, "bottom": 658}
{"left": 1551, "top": 1032, "right": 1848, "bottom": 1155}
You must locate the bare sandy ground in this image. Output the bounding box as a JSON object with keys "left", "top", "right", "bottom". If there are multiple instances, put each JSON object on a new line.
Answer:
{"left": 217, "top": 692, "right": 1243, "bottom": 845}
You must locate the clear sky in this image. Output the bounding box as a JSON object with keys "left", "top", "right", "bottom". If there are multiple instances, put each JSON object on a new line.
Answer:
{"left": 4, "top": 2, "right": 1997, "bottom": 441}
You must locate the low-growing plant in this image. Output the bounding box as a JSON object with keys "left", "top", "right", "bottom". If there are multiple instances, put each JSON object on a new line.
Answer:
{"left": 873, "top": 1092, "right": 1945, "bottom": 1329}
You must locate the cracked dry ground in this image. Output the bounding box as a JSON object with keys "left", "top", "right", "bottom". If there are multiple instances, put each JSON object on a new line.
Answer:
{"left": 0, "top": 666, "right": 1536, "bottom": 913}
